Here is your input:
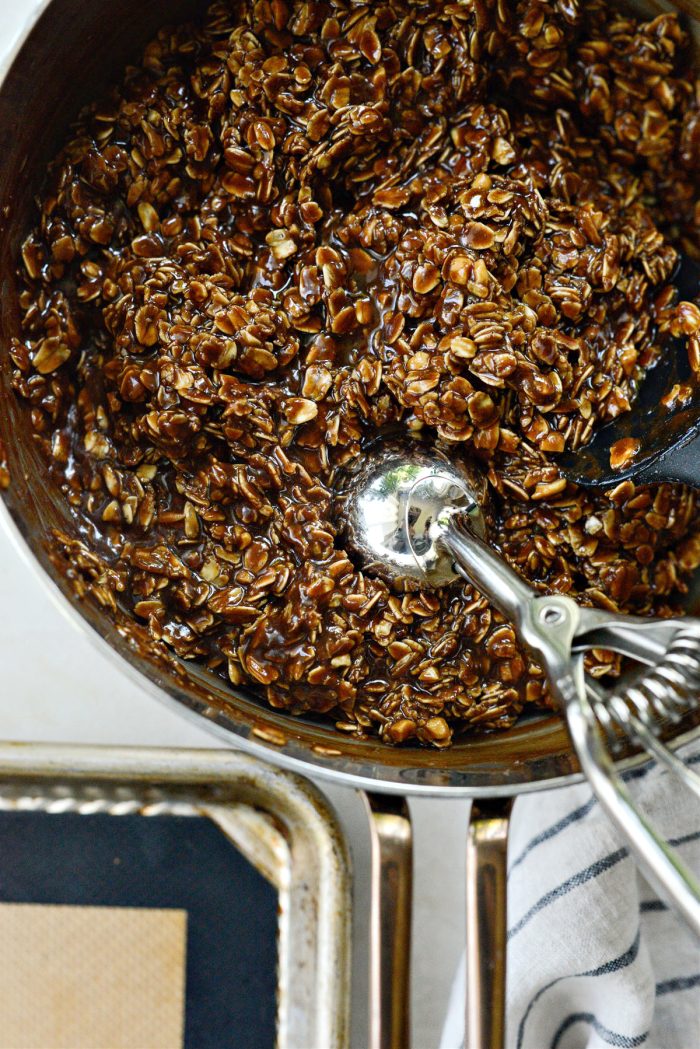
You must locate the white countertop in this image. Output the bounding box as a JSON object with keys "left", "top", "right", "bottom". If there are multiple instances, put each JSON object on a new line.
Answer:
{"left": 0, "top": 5, "right": 468, "bottom": 1046}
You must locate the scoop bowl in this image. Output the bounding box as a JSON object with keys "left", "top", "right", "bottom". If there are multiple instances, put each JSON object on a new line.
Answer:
{"left": 338, "top": 439, "right": 487, "bottom": 590}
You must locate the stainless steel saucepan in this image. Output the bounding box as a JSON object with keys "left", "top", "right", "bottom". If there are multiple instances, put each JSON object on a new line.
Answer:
{"left": 1, "top": 2, "right": 698, "bottom": 1047}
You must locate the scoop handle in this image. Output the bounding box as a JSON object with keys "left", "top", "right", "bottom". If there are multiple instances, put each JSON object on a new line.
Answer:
{"left": 566, "top": 679, "right": 700, "bottom": 938}
{"left": 442, "top": 514, "right": 534, "bottom": 623}
{"left": 445, "top": 516, "right": 700, "bottom": 938}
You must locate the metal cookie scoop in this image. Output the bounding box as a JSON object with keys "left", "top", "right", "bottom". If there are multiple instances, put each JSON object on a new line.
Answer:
{"left": 342, "top": 438, "right": 700, "bottom": 934}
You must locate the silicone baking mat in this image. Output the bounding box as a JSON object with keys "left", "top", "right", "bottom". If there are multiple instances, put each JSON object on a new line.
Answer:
{"left": 0, "top": 812, "right": 278, "bottom": 1049}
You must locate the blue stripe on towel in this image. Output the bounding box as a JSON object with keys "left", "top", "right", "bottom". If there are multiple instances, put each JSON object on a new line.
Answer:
{"left": 508, "top": 751, "right": 700, "bottom": 875}
{"left": 509, "top": 797, "right": 598, "bottom": 875}
{"left": 550, "top": 1013, "right": 649, "bottom": 1049}
{"left": 516, "top": 930, "right": 641, "bottom": 1049}
{"left": 508, "top": 847, "right": 629, "bottom": 940}
{"left": 656, "top": 973, "right": 700, "bottom": 995}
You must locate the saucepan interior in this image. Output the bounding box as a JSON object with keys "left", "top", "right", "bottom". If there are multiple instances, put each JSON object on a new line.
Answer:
{"left": 0, "top": 0, "right": 698, "bottom": 794}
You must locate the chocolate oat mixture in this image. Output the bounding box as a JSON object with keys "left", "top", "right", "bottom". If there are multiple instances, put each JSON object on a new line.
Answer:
{"left": 9, "top": 0, "right": 700, "bottom": 745}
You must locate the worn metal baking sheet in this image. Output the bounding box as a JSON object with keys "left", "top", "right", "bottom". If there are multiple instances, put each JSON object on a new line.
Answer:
{"left": 0, "top": 743, "right": 352, "bottom": 1049}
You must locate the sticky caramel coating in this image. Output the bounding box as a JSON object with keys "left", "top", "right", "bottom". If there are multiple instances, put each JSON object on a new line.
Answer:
{"left": 10, "top": 0, "right": 700, "bottom": 746}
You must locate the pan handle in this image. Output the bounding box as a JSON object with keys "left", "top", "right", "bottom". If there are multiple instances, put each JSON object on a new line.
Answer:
{"left": 466, "top": 798, "right": 513, "bottom": 1049}
{"left": 362, "top": 792, "right": 413, "bottom": 1049}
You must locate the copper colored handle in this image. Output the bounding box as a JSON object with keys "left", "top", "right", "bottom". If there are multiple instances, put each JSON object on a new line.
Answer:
{"left": 362, "top": 792, "right": 413, "bottom": 1049}
{"left": 466, "top": 798, "right": 513, "bottom": 1049}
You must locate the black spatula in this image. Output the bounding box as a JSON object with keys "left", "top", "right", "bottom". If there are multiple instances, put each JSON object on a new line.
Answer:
{"left": 558, "top": 254, "right": 700, "bottom": 489}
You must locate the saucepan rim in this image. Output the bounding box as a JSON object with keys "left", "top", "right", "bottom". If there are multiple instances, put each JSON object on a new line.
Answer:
{"left": 1, "top": 0, "right": 698, "bottom": 796}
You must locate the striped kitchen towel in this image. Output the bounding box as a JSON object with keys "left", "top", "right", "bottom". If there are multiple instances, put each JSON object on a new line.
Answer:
{"left": 441, "top": 740, "right": 700, "bottom": 1049}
